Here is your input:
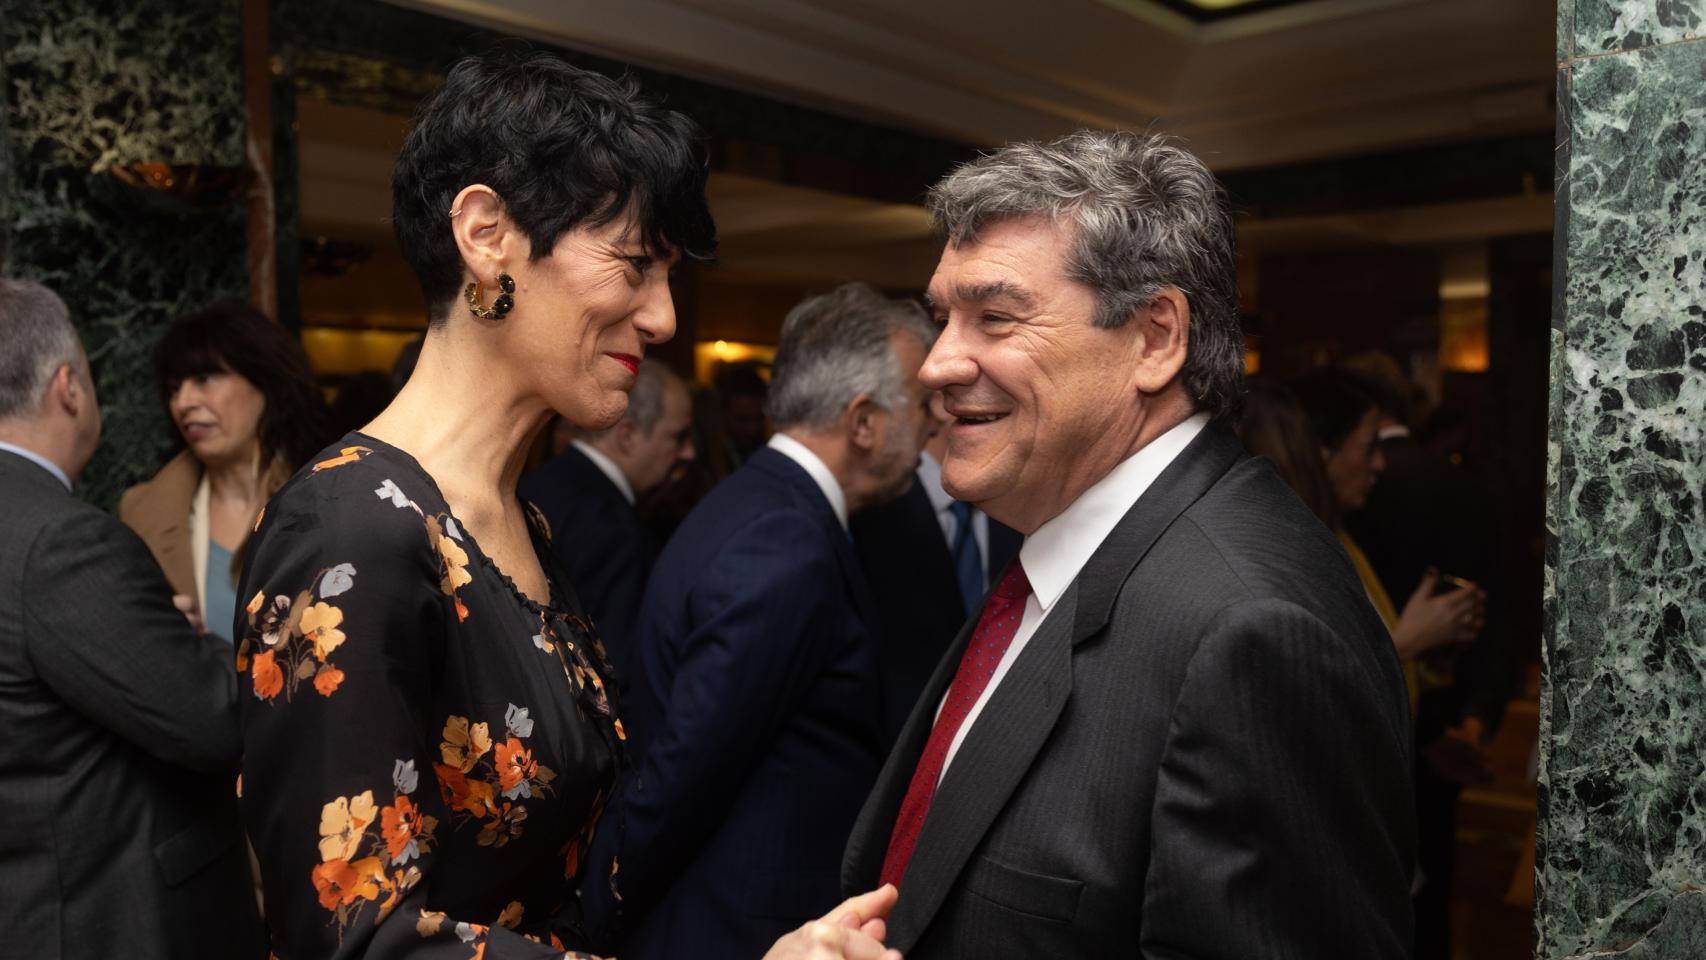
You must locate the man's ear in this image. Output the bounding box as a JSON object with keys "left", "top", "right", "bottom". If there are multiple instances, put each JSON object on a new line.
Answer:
{"left": 611, "top": 419, "right": 639, "bottom": 455}
{"left": 846, "top": 394, "right": 881, "bottom": 453}
{"left": 48, "top": 364, "right": 80, "bottom": 418}
{"left": 1131, "top": 287, "right": 1191, "bottom": 395}
{"left": 449, "top": 184, "right": 524, "bottom": 288}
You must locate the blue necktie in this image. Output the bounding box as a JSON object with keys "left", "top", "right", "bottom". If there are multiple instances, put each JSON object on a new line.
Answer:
{"left": 949, "top": 501, "right": 983, "bottom": 618}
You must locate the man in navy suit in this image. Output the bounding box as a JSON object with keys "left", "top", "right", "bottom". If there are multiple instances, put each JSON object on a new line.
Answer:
{"left": 853, "top": 391, "right": 1022, "bottom": 744}
{"left": 519, "top": 359, "right": 693, "bottom": 682}
{"left": 583, "top": 282, "right": 937, "bottom": 960}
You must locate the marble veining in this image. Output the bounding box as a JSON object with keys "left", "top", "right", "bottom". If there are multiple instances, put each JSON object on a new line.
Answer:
{"left": 1574, "top": 0, "right": 1704, "bottom": 57}
{"left": 1542, "top": 31, "right": 1706, "bottom": 959}
{"left": 2, "top": 0, "right": 248, "bottom": 510}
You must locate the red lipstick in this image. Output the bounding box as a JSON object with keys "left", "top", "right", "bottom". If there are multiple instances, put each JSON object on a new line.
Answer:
{"left": 607, "top": 353, "right": 640, "bottom": 375}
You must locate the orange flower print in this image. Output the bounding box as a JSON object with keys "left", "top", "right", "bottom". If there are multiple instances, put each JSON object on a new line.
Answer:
{"left": 495, "top": 738, "right": 538, "bottom": 799}
{"left": 382, "top": 795, "right": 425, "bottom": 863}
{"left": 495, "top": 901, "right": 524, "bottom": 929}
{"left": 314, "top": 665, "right": 345, "bottom": 696}
{"left": 299, "top": 602, "right": 346, "bottom": 660}
{"left": 251, "top": 650, "right": 283, "bottom": 700}
{"left": 313, "top": 859, "right": 358, "bottom": 911}
{"left": 311, "top": 856, "right": 385, "bottom": 910}
{"left": 440, "top": 716, "right": 492, "bottom": 773}
{"left": 312, "top": 445, "right": 371, "bottom": 473}
{"left": 433, "top": 762, "right": 469, "bottom": 810}
{"left": 318, "top": 791, "right": 378, "bottom": 862}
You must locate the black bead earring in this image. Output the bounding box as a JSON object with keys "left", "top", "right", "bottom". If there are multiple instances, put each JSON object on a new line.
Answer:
{"left": 465, "top": 273, "right": 515, "bottom": 320}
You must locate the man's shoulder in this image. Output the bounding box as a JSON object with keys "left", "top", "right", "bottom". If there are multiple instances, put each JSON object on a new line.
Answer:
{"left": 659, "top": 462, "right": 836, "bottom": 570}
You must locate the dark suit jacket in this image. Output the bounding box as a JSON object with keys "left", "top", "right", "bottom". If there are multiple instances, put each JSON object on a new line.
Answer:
{"left": 842, "top": 422, "right": 1415, "bottom": 959}
{"left": 584, "top": 447, "right": 887, "bottom": 960}
{"left": 518, "top": 445, "right": 651, "bottom": 684}
{"left": 0, "top": 449, "right": 265, "bottom": 960}
{"left": 853, "top": 480, "right": 1021, "bottom": 743}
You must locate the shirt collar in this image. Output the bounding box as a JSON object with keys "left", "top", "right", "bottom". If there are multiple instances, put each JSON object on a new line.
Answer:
{"left": 767, "top": 432, "right": 849, "bottom": 530}
{"left": 916, "top": 449, "right": 954, "bottom": 514}
{"left": 0, "top": 440, "right": 72, "bottom": 491}
{"left": 1018, "top": 412, "right": 1210, "bottom": 613}
{"left": 571, "top": 439, "right": 636, "bottom": 505}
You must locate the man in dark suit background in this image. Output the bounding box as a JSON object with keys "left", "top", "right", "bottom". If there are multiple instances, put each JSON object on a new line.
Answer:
{"left": 583, "top": 282, "right": 937, "bottom": 960}
{"left": 0, "top": 278, "right": 265, "bottom": 959}
{"left": 519, "top": 359, "right": 694, "bottom": 681}
{"left": 853, "top": 391, "right": 1021, "bottom": 744}
{"left": 841, "top": 131, "right": 1414, "bottom": 958}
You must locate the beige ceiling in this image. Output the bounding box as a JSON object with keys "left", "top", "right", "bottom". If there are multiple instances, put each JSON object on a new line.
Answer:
{"left": 382, "top": 0, "right": 1555, "bottom": 171}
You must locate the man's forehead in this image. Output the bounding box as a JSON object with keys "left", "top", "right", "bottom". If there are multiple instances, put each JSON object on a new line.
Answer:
{"left": 925, "top": 218, "right": 1070, "bottom": 308}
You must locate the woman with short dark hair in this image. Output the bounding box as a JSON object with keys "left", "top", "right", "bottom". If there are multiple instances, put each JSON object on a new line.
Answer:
{"left": 121, "top": 300, "right": 328, "bottom": 641}
{"left": 234, "top": 54, "right": 896, "bottom": 960}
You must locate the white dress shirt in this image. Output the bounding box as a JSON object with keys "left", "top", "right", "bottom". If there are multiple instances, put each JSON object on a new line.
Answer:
{"left": 0, "top": 440, "right": 71, "bottom": 490}
{"left": 939, "top": 412, "right": 1211, "bottom": 776}
{"left": 572, "top": 439, "right": 636, "bottom": 506}
{"left": 917, "top": 450, "right": 991, "bottom": 579}
{"left": 767, "top": 432, "right": 849, "bottom": 531}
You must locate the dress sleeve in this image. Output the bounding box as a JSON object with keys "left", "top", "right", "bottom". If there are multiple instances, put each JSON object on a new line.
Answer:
{"left": 237, "top": 460, "right": 598, "bottom": 960}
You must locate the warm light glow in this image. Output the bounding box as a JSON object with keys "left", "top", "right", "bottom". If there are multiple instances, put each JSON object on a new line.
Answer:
{"left": 694, "top": 340, "right": 776, "bottom": 384}
{"left": 301, "top": 327, "right": 421, "bottom": 376}
{"left": 1440, "top": 301, "right": 1490, "bottom": 373}
{"left": 1244, "top": 348, "right": 1261, "bottom": 376}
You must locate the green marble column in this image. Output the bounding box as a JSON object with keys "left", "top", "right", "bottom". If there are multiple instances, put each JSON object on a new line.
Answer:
{"left": 1, "top": 0, "right": 248, "bottom": 509}
{"left": 1540, "top": 1, "right": 1706, "bottom": 956}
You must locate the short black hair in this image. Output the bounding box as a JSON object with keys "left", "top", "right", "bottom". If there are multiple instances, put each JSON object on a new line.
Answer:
{"left": 391, "top": 54, "right": 718, "bottom": 323}
{"left": 153, "top": 300, "right": 331, "bottom": 471}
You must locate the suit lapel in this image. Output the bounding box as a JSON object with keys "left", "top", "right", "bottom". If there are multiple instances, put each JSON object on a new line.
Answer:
{"left": 884, "top": 584, "right": 1078, "bottom": 950}
{"left": 846, "top": 421, "right": 1250, "bottom": 946}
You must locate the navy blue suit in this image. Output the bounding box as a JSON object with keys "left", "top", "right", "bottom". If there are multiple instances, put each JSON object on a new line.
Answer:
{"left": 582, "top": 447, "right": 886, "bottom": 960}
{"left": 518, "top": 445, "right": 652, "bottom": 685}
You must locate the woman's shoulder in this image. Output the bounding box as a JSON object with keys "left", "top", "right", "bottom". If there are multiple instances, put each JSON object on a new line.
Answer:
{"left": 259, "top": 435, "right": 449, "bottom": 549}
{"left": 118, "top": 449, "right": 201, "bottom": 527}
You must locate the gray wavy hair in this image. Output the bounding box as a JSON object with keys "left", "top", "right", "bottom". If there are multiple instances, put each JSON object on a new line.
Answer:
{"left": 766, "top": 282, "right": 937, "bottom": 431}
{"left": 0, "top": 278, "right": 81, "bottom": 421}
{"left": 927, "top": 130, "right": 1244, "bottom": 418}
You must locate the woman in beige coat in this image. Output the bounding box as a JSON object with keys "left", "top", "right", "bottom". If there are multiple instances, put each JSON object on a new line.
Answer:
{"left": 121, "top": 301, "right": 328, "bottom": 641}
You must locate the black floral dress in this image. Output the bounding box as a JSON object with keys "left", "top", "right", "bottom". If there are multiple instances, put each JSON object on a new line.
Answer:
{"left": 237, "top": 434, "right": 625, "bottom": 959}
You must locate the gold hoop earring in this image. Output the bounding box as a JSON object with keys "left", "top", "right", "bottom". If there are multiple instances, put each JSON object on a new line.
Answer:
{"left": 464, "top": 273, "right": 515, "bottom": 320}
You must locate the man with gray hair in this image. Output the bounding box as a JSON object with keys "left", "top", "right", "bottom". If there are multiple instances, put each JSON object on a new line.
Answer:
{"left": 583, "top": 281, "right": 937, "bottom": 960}
{"left": 0, "top": 278, "right": 265, "bottom": 958}
{"left": 519, "top": 358, "right": 694, "bottom": 680}
{"left": 842, "top": 131, "right": 1413, "bottom": 957}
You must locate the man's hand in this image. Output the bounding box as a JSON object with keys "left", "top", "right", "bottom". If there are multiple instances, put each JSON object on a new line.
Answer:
{"left": 172, "top": 594, "right": 206, "bottom": 634}
{"left": 761, "top": 885, "right": 901, "bottom": 960}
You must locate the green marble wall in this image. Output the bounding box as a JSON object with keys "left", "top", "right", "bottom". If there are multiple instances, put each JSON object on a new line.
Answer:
{"left": 0, "top": 0, "right": 248, "bottom": 509}
{"left": 1540, "top": 1, "right": 1706, "bottom": 956}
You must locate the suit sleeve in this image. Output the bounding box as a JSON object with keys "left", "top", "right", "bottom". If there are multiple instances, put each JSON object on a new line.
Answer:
{"left": 22, "top": 507, "right": 240, "bottom": 775}
{"left": 601, "top": 510, "right": 843, "bottom": 928}
{"left": 238, "top": 479, "right": 592, "bottom": 960}
{"left": 1140, "top": 598, "right": 1414, "bottom": 960}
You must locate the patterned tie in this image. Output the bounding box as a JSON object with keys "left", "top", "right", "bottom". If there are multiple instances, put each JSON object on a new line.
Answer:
{"left": 948, "top": 501, "right": 983, "bottom": 617}
{"left": 880, "top": 560, "right": 1031, "bottom": 889}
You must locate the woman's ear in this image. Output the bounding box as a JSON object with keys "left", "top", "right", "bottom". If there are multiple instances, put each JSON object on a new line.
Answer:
{"left": 449, "top": 185, "right": 524, "bottom": 286}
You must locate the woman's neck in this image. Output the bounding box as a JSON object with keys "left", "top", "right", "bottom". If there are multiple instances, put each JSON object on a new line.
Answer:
{"left": 363, "top": 323, "right": 551, "bottom": 519}
{"left": 204, "top": 444, "right": 265, "bottom": 505}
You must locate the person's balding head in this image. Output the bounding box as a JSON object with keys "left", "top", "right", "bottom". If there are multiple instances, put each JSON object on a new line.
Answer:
{"left": 0, "top": 279, "right": 101, "bottom": 482}
{"left": 583, "top": 359, "right": 695, "bottom": 496}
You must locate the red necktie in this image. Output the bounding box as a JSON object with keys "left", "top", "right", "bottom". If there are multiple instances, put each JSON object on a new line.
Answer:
{"left": 880, "top": 561, "right": 1031, "bottom": 889}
